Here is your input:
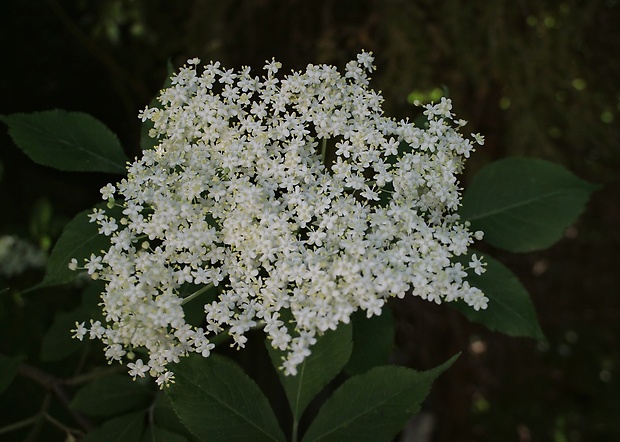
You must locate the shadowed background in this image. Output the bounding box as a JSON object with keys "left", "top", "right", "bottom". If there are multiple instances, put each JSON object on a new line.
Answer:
{"left": 1, "top": 1, "right": 618, "bottom": 440}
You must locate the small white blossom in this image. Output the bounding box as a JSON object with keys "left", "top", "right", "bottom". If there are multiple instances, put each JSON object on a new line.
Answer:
{"left": 469, "top": 254, "right": 487, "bottom": 275}
{"left": 71, "top": 322, "right": 87, "bottom": 341}
{"left": 127, "top": 359, "right": 149, "bottom": 379}
{"left": 68, "top": 258, "right": 78, "bottom": 271}
{"left": 100, "top": 184, "right": 116, "bottom": 201}
{"left": 75, "top": 52, "right": 487, "bottom": 382}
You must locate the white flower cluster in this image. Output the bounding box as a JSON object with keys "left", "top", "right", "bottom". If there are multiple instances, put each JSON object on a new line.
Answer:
{"left": 72, "top": 52, "right": 487, "bottom": 385}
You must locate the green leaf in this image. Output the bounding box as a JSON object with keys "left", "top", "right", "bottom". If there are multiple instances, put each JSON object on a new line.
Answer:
{"left": 141, "top": 426, "right": 188, "bottom": 442}
{"left": 459, "top": 157, "right": 599, "bottom": 252}
{"left": 0, "top": 111, "right": 128, "bottom": 174}
{"left": 37, "top": 205, "right": 119, "bottom": 288}
{"left": 452, "top": 252, "right": 545, "bottom": 340}
{"left": 84, "top": 411, "right": 145, "bottom": 442}
{"left": 40, "top": 310, "right": 84, "bottom": 361}
{"left": 0, "top": 354, "right": 24, "bottom": 395}
{"left": 79, "top": 280, "right": 107, "bottom": 316}
{"left": 302, "top": 355, "right": 459, "bottom": 442}
{"left": 152, "top": 393, "right": 200, "bottom": 442}
{"left": 71, "top": 374, "right": 152, "bottom": 417}
{"left": 166, "top": 354, "right": 286, "bottom": 442}
{"left": 266, "top": 323, "right": 352, "bottom": 421}
{"left": 40, "top": 283, "right": 104, "bottom": 361}
{"left": 343, "top": 309, "right": 394, "bottom": 376}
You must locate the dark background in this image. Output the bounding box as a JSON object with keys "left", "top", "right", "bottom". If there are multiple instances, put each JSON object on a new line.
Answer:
{"left": 1, "top": 1, "right": 619, "bottom": 441}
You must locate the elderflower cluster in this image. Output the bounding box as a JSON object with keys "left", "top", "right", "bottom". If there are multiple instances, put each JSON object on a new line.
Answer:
{"left": 71, "top": 52, "right": 487, "bottom": 386}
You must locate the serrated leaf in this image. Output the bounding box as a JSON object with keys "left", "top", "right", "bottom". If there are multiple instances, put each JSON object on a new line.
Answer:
{"left": 166, "top": 354, "right": 285, "bottom": 442}
{"left": 152, "top": 393, "right": 201, "bottom": 442}
{"left": 302, "top": 355, "right": 458, "bottom": 442}
{"left": 452, "top": 251, "right": 545, "bottom": 340}
{"left": 266, "top": 323, "right": 352, "bottom": 421}
{"left": 84, "top": 411, "right": 145, "bottom": 442}
{"left": 0, "top": 111, "right": 128, "bottom": 173}
{"left": 141, "top": 426, "right": 188, "bottom": 442}
{"left": 71, "top": 375, "right": 152, "bottom": 416}
{"left": 459, "top": 157, "right": 599, "bottom": 252}
{"left": 0, "top": 354, "right": 24, "bottom": 395}
{"left": 343, "top": 309, "right": 394, "bottom": 376}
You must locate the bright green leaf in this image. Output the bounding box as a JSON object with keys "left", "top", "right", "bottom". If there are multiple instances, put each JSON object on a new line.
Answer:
{"left": 343, "top": 309, "right": 394, "bottom": 376}
{"left": 0, "top": 111, "right": 128, "bottom": 174}
{"left": 0, "top": 354, "right": 24, "bottom": 395}
{"left": 84, "top": 411, "right": 146, "bottom": 442}
{"left": 71, "top": 375, "right": 152, "bottom": 417}
{"left": 452, "top": 251, "right": 545, "bottom": 340}
{"left": 166, "top": 354, "right": 286, "bottom": 442}
{"left": 302, "top": 355, "right": 458, "bottom": 442}
{"left": 459, "top": 157, "right": 599, "bottom": 252}
{"left": 266, "top": 323, "right": 352, "bottom": 421}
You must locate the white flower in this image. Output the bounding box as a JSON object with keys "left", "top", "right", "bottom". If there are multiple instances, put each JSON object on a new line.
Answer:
{"left": 68, "top": 258, "right": 78, "bottom": 271}
{"left": 75, "top": 52, "right": 487, "bottom": 381}
{"left": 469, "top": 253, "right": 487, "bottom": 275}
{"left": 100, "top": 183, "right": 116, "bottom": 201}
{"left": 127, "top": 359, "right": 149, "bottom": 379}
{"left": 71, "top": 322, "right": 87, "bottom": 341}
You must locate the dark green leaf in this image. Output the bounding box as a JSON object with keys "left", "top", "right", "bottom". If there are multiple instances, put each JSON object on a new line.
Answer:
{"left": 302, "top": 355, "right": 458, "bottom": 442}
{"left": 343, "top": 309, "right": 394, "bottom": 376}
{"left": 40, "top": 310, "right": 84, "bottom": 361}
{"left": 0, "top": 111, "right": 128, "bottom": 173}
{"left": 71, "top": 374, "right": 152, "bottom": 416}
{"left": 141, "top": 426, "right": 188, "bottom": 442}
{"left": 166, "top": 354, "right": 285, "bottom": 442}
{"left": 80, "top": 280, "right": 107, "bottom": 317}
{"left": 0, "top": 354, "right": 24, "bottom": 395}
{"left": 452, "top": 252, "right": 545, "bottom": 340}
{"left": 37, "top": 205, "right": 120, "bottom": 288}
{"left": 152, "top": 393, "right": 201, "bottom": 442}
{"left": 40, "top": 281, "right": 106, "bottom": 360}
{"left": 459, "top": 157, "right": 599, "bottom": 252}
{"left": 267, "top": 323, "right": 352, "bottom": 421}
{"left": 84, "top": 411, "right": 145, "bottom": 442}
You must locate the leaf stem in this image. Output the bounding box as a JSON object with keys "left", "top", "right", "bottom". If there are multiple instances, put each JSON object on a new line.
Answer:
{"left": 181, "top": 283, "right": 215, "bottom": 305}
{"left": 292, "top": 419, "right": 299, "bottom": 442}
{"left": 0, "top": 415, "right": 39, "bottom": 436}
{"left": 321, "top": 138, "right": 328, "bottom": 165}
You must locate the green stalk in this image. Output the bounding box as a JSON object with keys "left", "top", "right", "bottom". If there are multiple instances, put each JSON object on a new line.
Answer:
{"left": 292, "top": 419, "right": 299, "bottom": 442}
{"left": 181, "top": 283, "right": 215, "bottom": 305}
{"left": 321, "top": 138, "right": 328, "bottom": 165}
